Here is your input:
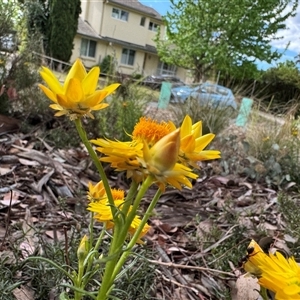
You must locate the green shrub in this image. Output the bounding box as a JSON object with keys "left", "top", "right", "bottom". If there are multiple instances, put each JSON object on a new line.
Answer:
{"left": 95, "top": 84, "right": 147, "bottom": 141}
{"left": 171, "top": 96, "right": 237, "bottom": 135}
{"left": 100, "top": 55, "right": 115, "bottom": 77}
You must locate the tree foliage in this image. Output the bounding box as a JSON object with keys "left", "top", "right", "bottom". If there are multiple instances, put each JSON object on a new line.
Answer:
{"left": 0, "top": 1, "right": 41, "bottom": 114}
{"left": 25, "top": 0, "right": 81, "bottom": 63}
{"left": 48, "top": 0, "right": 81, "bottom": 63}
{"left": 260, "top": 60, "right": 300, "bottom": 109}
{"left": 155, "top": 0, "right": 298, "bottom": 82}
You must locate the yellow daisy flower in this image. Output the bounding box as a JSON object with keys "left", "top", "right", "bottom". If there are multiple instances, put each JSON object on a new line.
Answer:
{"left": 243, "top": 239, "right": 300, "bottom": 300}
{"left": 92, "top": 116, "right": 220, "bottom": 190}
{"left": 179, "top": 115, "right": 221, "bottom": 168}
{"left": 87, "top": 181, "right": 106, "bottom": 202}
{"left": 39, "top": 58, "right": 120, "bottom": 119}
{"left": 87, "top": 182, "right": 150, "bottom": 242}
{"left": 92, "top": 117, "right": 198, "bottom": 190}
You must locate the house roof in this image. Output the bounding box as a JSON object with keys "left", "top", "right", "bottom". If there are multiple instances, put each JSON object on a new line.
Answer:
{"left": 77, "top": 18, "right": 99, "bottom": 39}
{"left": 108, "top": 0, "right": 162, "bottom": 20}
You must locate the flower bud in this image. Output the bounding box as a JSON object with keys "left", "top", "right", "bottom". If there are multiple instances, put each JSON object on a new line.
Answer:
{"left": 144, "top": 129, "right": 180, "bottom": 174}
{"left": 77, "top": 235, "right": 89, "bottom": 261}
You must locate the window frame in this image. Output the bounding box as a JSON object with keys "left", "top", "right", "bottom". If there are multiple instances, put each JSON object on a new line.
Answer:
{"left": 140, "top": 16, "right": 146, "bottom": 26}
{"left": 157, "top": 61, "right": 177, "bottom": 76}
{"left": 148, "top": 21, "right": 159, "bottom": 32}
{"left": 121, "top": 48, "right": 136, "bottom": 66}
{"left": 112, "top": 7, "right": 129, "bottom": 21}
{"left": 80, "top": 38, "right": 97, "bottom": 58}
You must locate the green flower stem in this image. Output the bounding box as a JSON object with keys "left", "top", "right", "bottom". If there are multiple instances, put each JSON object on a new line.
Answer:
{"left": 88, "top": 212, "right": 95, "bottom": 251}
{"left": 121, "top": 180, "right": 138, "bottom": 217}
{"left": 75, "top": 259, "right": 85, "bottom": 300}
{"left": 96, "top": 176, "right": 154, "bottom": 300}
{"left": 118, "top": 175, "right": 154, "bottom": 249}
{"left": 260, "top": 287, "right": 268, "bottom": 300}
{"left": 74, "top": 119, "right": 116, "bottom": 218}
{"left": 111, "top": 188, "right": 162, "bottom": 281}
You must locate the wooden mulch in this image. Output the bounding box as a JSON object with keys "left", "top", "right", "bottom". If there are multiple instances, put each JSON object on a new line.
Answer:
{"left": 0, "top": 114, "right": 288, "bottom": 300}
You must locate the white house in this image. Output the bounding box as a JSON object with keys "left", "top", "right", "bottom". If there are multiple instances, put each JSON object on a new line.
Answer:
{"left": 70, "top": 0, "right": 186, "bottom": 81}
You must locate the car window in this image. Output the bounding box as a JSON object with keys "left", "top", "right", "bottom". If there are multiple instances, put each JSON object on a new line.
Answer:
{"left": 216, "top": 87, "right": 229, "bottom": 96}
{"left": 201, "top": 85, "right": 218, "bottom": 94}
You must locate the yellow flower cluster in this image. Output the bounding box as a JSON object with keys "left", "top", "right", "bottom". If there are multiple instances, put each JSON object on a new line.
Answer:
{"left": 243, "top": 239, "right": 300, "bottom": 300}
{"left": 39, "top": 59, "right": 120, "bottom": 119}
{"left": 87, "top": 181, "right": 150, "bottom": 243}
{"left": 92, "top": 116, "right": 220, "bottom": 191}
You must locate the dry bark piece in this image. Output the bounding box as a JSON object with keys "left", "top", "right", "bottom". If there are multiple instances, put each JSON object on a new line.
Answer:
{"left": 0, "top": 114, "right": 20, "bottom": 135}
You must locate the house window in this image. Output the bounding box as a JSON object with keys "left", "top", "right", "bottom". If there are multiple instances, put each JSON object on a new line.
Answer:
{"left": 140, "top": 17, "right": 146, "bottom": 26}
{"left": 121, "top": 48, "right": 135, "bottom": 66}
{"left": 157, "top": 61, "right": 177, "bottom": 75}
{"left": 80, "top": 39, "right": 96, "bottom": 58}
{"left": 148, "top": 21, "right": 159, "bottom": 32}
{"left": 112, "top": 8, "right": 129, "bottom": 21}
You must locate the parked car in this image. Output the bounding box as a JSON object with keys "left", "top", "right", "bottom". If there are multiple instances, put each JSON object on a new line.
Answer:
{"left": 171, "top": 82, "right": 237, "bottom": 110}
{"left": 142, "top": 75, "right": 185, "bottom": 90}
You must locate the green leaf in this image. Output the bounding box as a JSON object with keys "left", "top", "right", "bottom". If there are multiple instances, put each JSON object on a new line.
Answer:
{"left": 59, "top": 292, "right": 71, "bottom": 300}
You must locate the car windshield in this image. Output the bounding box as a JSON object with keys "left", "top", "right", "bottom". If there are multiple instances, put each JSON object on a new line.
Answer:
{"left": 195, "top": 84, "right": 229, "bottom": 96}
{"left": 216, "top": 87, "right": 229, "bottom": 96}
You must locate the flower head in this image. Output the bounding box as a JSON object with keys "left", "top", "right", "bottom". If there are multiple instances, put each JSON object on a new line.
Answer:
{"left": 88, "top": 181, "right": 106, "bottom": 202}
{"left": 179, "top": 115, "right": 221, "bottom": 168}
{"left": 243, "top": 239, "right": 300, "bottom": 300}
{"left": 87, "top": 181, "right": 150, "bottom": 242}
{"left": 39, "top": 59, "right": 120, "bottom": 119}
{"left": 92, "top": 116, "right": 219, "bottom": 190}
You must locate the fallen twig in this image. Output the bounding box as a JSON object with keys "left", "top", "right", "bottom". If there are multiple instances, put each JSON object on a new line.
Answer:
{"left": 148, "top": 259, "right": 236, "bottom": 277}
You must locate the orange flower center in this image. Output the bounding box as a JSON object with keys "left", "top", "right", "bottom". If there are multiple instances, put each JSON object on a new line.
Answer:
{"left": 132, "top": 117, "right": 172, "bottom": 145}
{"left": 111, "top": 189, "right": 125, "bottom": 200}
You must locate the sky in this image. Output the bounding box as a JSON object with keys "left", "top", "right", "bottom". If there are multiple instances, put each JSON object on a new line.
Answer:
{"left": 139, "top": 0, "right": 300, "bottom": 70}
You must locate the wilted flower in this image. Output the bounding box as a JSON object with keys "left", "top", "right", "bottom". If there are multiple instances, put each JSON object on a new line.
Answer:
{"left": 39, "top": 59, "right": 120, "bottom": 119}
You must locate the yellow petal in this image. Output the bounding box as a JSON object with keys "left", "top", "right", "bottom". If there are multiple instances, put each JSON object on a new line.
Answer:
{"left": 195, "top": 133, "right": 215, "bottom": 150}
{"left": 40, "top": 67, "right": 63, "bottom": 94}
{"left": 49, "top": 103, "right": 63, "bottom": 110}
{"left": 82, "top": 66, "right": 100, "bottom": 95}
{"left": 181, "top": 135, "right": 196, "bottom": 152}
{"left": 192, "top": 150, "right": 221, "bottom": 160}
{"left": 38, "top": 84, "right": 57, "bottom": 102}
{"left": 168, "top": 120, "right": 177, "bottom": 131}
{"left": 57, "top": 94, "right": 75, "bottom": 109}
{"left": 102, "top": 83, "right": 121, "bottom": 96}
{"left": 54, "top": 110, "right": 68, "bottom": 117}
{"left": 192, "top": 121, "right": 202, "bottom": 137}
{"left": 180, "top": 115, "right": 192, "bottom": 138}
{"left": 82, "top": 90, "right": 108, "bottom": 107}
{"left": 64, "top": 59, "right": 87, "bottom": 88}
{"left": 65, "top": 78, "right": 84, "bottom": 103}
{"left": 92, "top": 103, "right": 109, "bottom": 111}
